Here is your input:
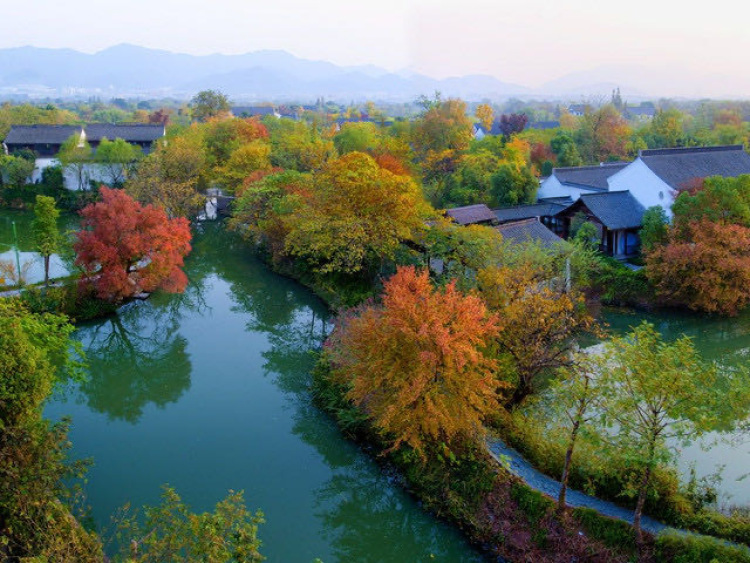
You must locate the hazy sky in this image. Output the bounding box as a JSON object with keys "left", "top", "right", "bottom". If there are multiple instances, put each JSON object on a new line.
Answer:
{"left": 2, "top": 0, "right": 749, "bottom": 89}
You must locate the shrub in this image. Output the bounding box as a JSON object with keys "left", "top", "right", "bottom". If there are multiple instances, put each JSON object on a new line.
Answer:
{"left": 655, "top": 530, "right": 750, "bottom": 563}
{"left": 573, "top": 507, "right": 636, "bottom": 553}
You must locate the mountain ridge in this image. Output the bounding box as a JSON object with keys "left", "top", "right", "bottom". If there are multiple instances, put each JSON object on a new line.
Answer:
{"left": 0, "top": 44, "right": 746, "bottom": 101}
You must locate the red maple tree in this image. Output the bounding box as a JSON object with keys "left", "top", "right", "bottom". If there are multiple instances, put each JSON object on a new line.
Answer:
{"left": 75, "top": 187, "right": 192, "bottom": 302}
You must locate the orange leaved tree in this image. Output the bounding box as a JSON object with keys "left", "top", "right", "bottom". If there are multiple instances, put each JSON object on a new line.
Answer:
{"left": 75, "top": 187, "right": 192, "bottom": 303}
{"left": 646, "top": 219, "right": 750, "bottom": 315}
{"left": 326, "top": 266, "right": 503, "bottom": 457}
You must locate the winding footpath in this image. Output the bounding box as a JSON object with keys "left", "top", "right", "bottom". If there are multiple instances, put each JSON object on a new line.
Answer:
{"left": 486, "top": 436, "right": 668, "bottom": 535}
{"left": 487, "top": 436, "right": 750, "bottom": 555}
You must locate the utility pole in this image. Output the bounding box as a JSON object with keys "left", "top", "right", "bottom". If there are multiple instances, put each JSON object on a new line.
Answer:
{"left": 12, "top": 221, "right": 21, "bottom": 285}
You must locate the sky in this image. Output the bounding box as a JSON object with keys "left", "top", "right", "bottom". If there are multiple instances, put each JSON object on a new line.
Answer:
{"left": 2, "top": 0, "right": 750, "bottom": 93}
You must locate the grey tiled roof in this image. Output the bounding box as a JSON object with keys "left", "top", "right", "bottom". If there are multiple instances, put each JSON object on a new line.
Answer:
{"left": 446, "top": 204, "right": 497, "bottom": 225}
{"left": 625, "top": 106, "right": 656, "bottom": 117}
{"left": 528, "top": 120, "right": 561, "bottom": 130}
{"left": 563, "top": 191, "right": 645, "bottom": 230}
{"left": 639, "top": 145, "right": 750, "bottom": 190}
{"left": 4, "top": 123, "right": 165, "bottom": 145}
{"left": 232, "top": 106, "right": 276, "bottom": 117}
{"left": 4, "top": 125, "right": 82, "bottom": 145}
{"left": 552, "top": 162, "right": 630, "bottom": 190}
{"left": 474, "top": 120, "right": 503, "bottom": 136}
{"left": 495, "top": 218, "right": 563, "bottom": 248}
{"left": 494, "top": 202, "right": 567, "bottom": 224}
{"left": 85, "top": 123, "right": 165, "bottom": 143}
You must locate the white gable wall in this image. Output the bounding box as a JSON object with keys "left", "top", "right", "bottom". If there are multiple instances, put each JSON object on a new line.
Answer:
{"left": 607, "top": 158, "right": 674, "bottom": 218}
{"left": 537, "top": 174, "right": 598, "bottom": 201}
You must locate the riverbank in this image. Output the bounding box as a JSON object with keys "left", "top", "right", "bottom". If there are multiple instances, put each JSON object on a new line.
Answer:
{"left": 311, "top": 355, "right": 660, "bottom": 562}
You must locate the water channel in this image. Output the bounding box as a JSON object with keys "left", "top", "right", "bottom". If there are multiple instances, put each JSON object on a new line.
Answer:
{"left": 3, "top": 207, "right": 747, "bottom": 558}
{"left": 36, "top": 216, "right": 485, "bottom": 562}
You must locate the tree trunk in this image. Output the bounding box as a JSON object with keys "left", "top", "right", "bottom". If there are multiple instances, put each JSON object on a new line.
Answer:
{"left": 634, "top": 441, "right": 655, "bottom": 551}
{"left": 558, "top": 419, "right": 580, "bottom": 514}
{"left": 43, "top": 254, "right": 50, "bottom": 286}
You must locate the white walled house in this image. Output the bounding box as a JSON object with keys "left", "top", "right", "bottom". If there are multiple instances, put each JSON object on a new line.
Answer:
{"left": 537, "top": 162, "right": 628, "bottom": 201}
{"left": 607, "top": 145, "right": 750, "bottom": 218}
{"left": 3, "top": 123, "right": 165, "bottom": 190}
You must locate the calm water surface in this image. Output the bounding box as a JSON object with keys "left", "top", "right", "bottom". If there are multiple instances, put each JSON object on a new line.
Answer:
{"left": 601, "top": 307, "right": 750, "bottom": 507}
{"left": 0, "top": 209, "right": 76, "bottom": 284}
{"left": 42, "top": 219, "right": 485, "bottom": 562}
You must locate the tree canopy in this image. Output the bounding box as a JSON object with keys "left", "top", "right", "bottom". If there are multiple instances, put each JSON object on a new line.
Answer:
{"left": 326, "top": 266, "right": 503, "bottom": 457}
{"left": 75, "top": 187, "right": 192, "bottom": 302}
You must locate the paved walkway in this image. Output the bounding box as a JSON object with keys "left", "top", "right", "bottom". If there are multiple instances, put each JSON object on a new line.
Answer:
{"left": 487, "top": 436, "right": 750, "bottom": 555}
{"left": 487, "top": 436, "right": 668, "bottom": 535}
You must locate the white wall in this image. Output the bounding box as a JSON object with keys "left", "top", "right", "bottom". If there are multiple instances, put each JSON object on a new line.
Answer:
{"left": 31, "top": 158, "right": 119, "bottom": 190}
{"left": 537, "top": 174, "right": 597, "bottom": 201}
{"left": 607, "top": 158, "right": 674, "bottom": 217}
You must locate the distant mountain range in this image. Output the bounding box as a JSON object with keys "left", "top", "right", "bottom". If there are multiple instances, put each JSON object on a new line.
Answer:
{"left": 0, "top": 44, "right": 747, "bottom": 101}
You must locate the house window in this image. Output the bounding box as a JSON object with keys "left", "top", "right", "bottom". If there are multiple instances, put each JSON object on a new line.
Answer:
{"left": 659, "top": 191, "right": 664, "bottom": 200}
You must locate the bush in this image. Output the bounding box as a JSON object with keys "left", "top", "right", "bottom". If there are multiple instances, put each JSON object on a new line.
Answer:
{"left": 655, "top": 530, "right": 750, "bottom": 563}
{"left": 590, "top": 255, "right": 654, "bottom": 306}
{"left": 510, "top": 482, "right": 554, "bottom": 524}
{"left": 679, "top": 510, "right": 750, "bottom": 547}
{"left": 573, "top": 507, "right": 636, "bottom": 553}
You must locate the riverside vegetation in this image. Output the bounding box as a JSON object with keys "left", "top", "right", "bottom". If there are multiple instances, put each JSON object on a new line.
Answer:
{"left": 3, "top": 91, "right": 750, "bottom": 561}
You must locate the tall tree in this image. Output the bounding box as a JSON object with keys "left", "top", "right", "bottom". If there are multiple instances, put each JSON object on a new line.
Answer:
{"left": 548, "top": 355, "right": 602, "bottom": 514}
{"left": 598, "top": 322, "right": 750, "bottom": 549}
{"left": 0, "top": 300, "right": 98, "bottom": 561}
{"left": 0, "top": 155, "right": 35, "bottom": 187}
{"left": 499, "top": 113, "right": 528, "bottom": 139}
{"left": 326, "top": 266, "right": 503, "bottom": 457}
{"left": 74, "top": 187, "right": 192, "bottom": 303}
{"left": 411, "top": 98, "right": 473, "bottom": 157}
{"left": 284, "top": 152, "right": 425, "bottom": 275}
{"left": 489, "top": 163, "right": 538, "bottom": 206}
{"left": 475, "top": 103, "right": 494, "bottom": 132}
{"left": 646, "top": 219, "right": 750, "bottom": 315}
{"left": 190, "top": 90, "right": 230, "bottom": 122}
{"left": 32, "top": 195, "right": 60, "bottom": 285}
{"left": 94, "top": 137, "right": 141, "bottom": 185}
{"left": 575, "top": 104, "right": 631, "bottom": 163}
{"left": 126, "top": 129, "right": 206, "bottom": 218}
{"left": 57, "top": 133, "right": 92, "bottom": 190}
{"left": 478, "top": 261, "right": 596, "bottom": 405}
{"left": 639, "top": 206, "right": 669, "bottom": 253}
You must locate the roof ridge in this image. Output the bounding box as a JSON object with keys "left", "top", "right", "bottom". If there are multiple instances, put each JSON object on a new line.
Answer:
{"left": 553, "top": 162, "right": 629, "bottom": 172}
{"left": 640, "top": 145, "right": 744, "bottom": 157}
{"left": 496, "top": 217, "right": 539, "bottom": 228}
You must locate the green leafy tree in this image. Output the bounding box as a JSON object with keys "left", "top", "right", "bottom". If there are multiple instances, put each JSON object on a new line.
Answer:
{"left": 95, "top": 137, "right": 141, "bottom": 185}
{"left": 573, "top": 221, "right": 599, "bottom": 250}
{"left": 0, "top": 300, "right": 97, "bottom": 561}
{"left": 0, "top": 154, "right": 35, "bottom": 187}
{"left": 640, "top": 206, "right": 669, "bottom": 253}
{"left": 333, "top": 121, "right": 380, "bottom": 154}
{"left": 285, "top": 152, "right": 425, "bottom": 275}
{"left": 126, "top": 129, "right": 206, "bottom": 218}
{"left": 32, "top": 195, "right": 60, "bottom": 285}
{"left": 57, "top": 133, "right": 92, "bottom": 190}
{"left": 575, "top": 104, "right": 631, "bottom": 163}
{"left": 548, "top": 354, "right": 603, "bottom": 514}
{"left": 598, "top": 322, "right": 750, "bottom": 548}
{"left": 489, "top": 163, "right": 538, "bottom": 206}
{"left": 550, "top": 132, "right": 583, "bottom": 167}
{"left": 672, "top": 175, "right": 750, "bottom": 230}
{"left": 112, "top": 487, "right": 264, "bottom": 562}
{"left": 190, "top": 89, "right": 230, "bottom": 122}
{"left": 411, "top": 98, "right": 473, "bottom": 157}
